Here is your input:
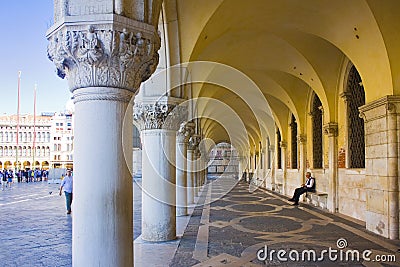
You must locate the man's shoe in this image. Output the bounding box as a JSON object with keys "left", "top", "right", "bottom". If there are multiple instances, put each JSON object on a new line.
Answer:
{"left": 292, "top": 202, "right": 299, "bottom": 206}
{"left": 288, "top": 199, "right": 295, "bottom": 202}
{"left": 67, "top": 211, "right": 71, "bottom": 214}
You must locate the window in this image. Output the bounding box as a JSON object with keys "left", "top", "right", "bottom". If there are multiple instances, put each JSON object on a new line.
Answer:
{"left": 346, "top": 65, "right": 365, "bottom": 168}
{"left": 311, "top": 94, "right": 323, "bottom": 168}
{"left": 133, "top": 126, "right": 142, "bottom": 149}
{"left": 290, "top": 115, "right": 298, "bottom": 169}
{"left": 277, "top": 129, "right": 282, "bottom": 169}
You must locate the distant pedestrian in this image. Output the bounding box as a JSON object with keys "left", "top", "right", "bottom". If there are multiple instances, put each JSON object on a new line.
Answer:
{"left": 59, "top": 169, "right": 73, "bottom": 214}
{"left": 7, "top": 170, "right": 13, "bottom": 189}
{"left": 1, "top": 171, "right": 6, "bottom": 190}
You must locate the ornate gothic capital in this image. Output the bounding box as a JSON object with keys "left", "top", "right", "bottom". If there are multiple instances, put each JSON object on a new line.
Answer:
{"left": 188, "top": 134, "right": 201, "bottom": 151}
{"left": 339, "top": 91, "right": 352, "bottom": 103}
{"left": 177, "top": 122, "right": 195, "bottom": 144}
{"left": 297, "top": 135, "right": 307, "bottom": 144}
{"left": 47, "top": 22, "right": 160, "bottom": 92}
{"left": 323, "top": 122, "right": 339, "bottom": 137}
{"left": 279, "top": 141, "right": 287, "bottom": 148}
{"left": 133, "top": 101, "right": 187, "bottom": 131}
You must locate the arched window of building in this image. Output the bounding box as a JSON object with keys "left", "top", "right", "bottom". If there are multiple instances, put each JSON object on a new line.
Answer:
{"left": 290, "top": 114, "right": 298, "bottom": 169}
{"left": 0, "top": 132, "right": 3, "bottom": 142}
{"left": 277, "top": 129, "right": 282, "bottom": 169}
{"left": 5, "top": 132, "right": 8, "bottom": 142}
{"left": 133, "top": 125, "right": 142, "bottom": 149}
{"left": 28, "top": 132, "right": 32, "bottom": 142}
{"left": 47, "top": 132, "right": 50, "bottom": 142}
{"left": 346, "top": 66, "right": 365, "bottom": 168}
{"left": 54, "top": 144, "right": 57, "bottom": 151}
{"left": 311, "top": 94, "right": 323, "bottom": 169}
{"left": 267, "top": 137, "right": 271, "bottom": 169}
{"left": 0, "top": 147, "right": 3, "bottom": 156}
{"left": 46, "top": 147, "right": 50, "bottom": 156}
{"left": 27, "top": 146, "right": 31, "bottom": 157}
{"left": 58, "top": 144, "right": 62, "bottom": 151}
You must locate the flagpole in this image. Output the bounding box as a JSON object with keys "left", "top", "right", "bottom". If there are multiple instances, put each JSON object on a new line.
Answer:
{"left": 16, "top": 71, "right": 21, "bottom": 174}
{"left": 33, "top": 84, "right": 37, "bottom": 170}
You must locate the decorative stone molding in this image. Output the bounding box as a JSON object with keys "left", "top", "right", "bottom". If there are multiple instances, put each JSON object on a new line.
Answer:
{"left": 72, "top": 87, "right": 134, "bottom": 104}
{"left": 359, "top": 96, "right": 400, "bottom": 122}
{"left": 47, "top": 23, "right": 161, "bottom": 92}
{"left": 323, "top": 122, "right": 339, "bottom": 137}
{"left": 177, "top": 122, "right": 195, "bottom": 144}
{"left": 339, "top": 91, "right": 352, "bottom": 103}
{"left": 297, "top": 135, "right": 307, "bottom": 144}
{"left": 188, "top": 134, "right": 201, "bottom": 151}
{"left": 279, "top": 141, "right": 287, "bottom": 148}
{"left": 133, "top": 102, "right": 187, "bottom": 131}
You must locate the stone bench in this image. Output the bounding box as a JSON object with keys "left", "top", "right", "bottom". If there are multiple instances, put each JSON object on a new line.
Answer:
{"left": 305, "top": 191, "right": 328, "bottom": 209}
{"left": 274, "top": 183, "right": 283, "bottom": 194}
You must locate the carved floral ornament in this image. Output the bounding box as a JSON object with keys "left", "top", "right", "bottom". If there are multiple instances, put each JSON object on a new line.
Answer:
{"left": 133, "top": 102, "right": 187, "bottom": 131}
{"left": 47, "top": 26, "right": 161, "bottom": 92}
{"left": 323, "top": 123, "right": 339, "bottom": 137}
{"left": 177, "top": 122, "right": 195, "bottom": 143}
{"left": 188, "top": 135, "right": 201, "bottom": 151}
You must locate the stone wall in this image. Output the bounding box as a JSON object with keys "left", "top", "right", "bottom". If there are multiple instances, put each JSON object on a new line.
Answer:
{"left": 338, "top": 169, "right": 366, "bottom": 221}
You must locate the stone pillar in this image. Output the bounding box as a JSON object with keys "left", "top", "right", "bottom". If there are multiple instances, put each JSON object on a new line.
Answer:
{"left": 269, "top": 145, "right": 275, "bottom": 189}
{"left": 187, "top": 147, "right": 195, "bottom": 204}
{"left": 359, "top": 96, "right": 400, "bottom": 239}
{"left": 324, "top": 123, "right": 339, "bottom": 212}
{"left": 47, "top": 13, "right": 161, "bottom": 266}
{"left": 176, "top": 122, "right": 194, "bottom": 216}
{"left": 134, "top": 97, "right": 186, "bottom": 241}
{"left": 340, "top": 92, "right": 352, "bottom": 168}
{"left": 298, "top": 135, "right": 307, "bottom": 184}
{"left": 280, "top": 141, "right": 288, "bottom": 195}
{"left": 194, "top": 148, "right": 200, "bottom": 196}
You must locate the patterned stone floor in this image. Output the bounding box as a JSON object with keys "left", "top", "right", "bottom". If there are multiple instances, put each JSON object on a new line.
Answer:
{"left": 1, "top": 177, "right": 400, "bottom": 266}
{"left": 171, "top": 177, "right": 400, "bottom": 267}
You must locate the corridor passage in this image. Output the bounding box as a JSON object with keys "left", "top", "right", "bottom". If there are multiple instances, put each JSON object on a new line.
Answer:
{"left": 171, "top": 177, "right": 400, "bottom": 266}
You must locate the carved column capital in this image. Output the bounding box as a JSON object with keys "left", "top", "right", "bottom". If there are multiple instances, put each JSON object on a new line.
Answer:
{"left": 297, "top": 134, "right": 307, "bottom": 144}
{"left": 47, "top": 21, "right": 161, "bottom": 93}
{"left": 133, "top": 98, "right": 187, "bottom": 131}
{"left": 323, "top": 122, "right": 339, "bottom": 137}
{"left": 340, "top": 91, "right": 352, "bottom": 103}
{"left": 188, "top": 134, "right": 201, "bottom": 151}
{"left": 177, "top": 122, "right": 195, "bottom": 144}
{"left": 279, "top": 141, "right": 287, "bottom": 148}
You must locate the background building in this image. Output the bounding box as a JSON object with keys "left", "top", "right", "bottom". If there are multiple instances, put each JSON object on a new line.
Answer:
{"left": 0, "top": 112, "right": 74, "bottom": 170}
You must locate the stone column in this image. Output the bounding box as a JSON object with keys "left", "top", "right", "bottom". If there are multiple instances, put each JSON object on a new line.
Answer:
{"left": 297, "top": 135, "right": 307, "bottom": 184}
{"left": 280, "top": 141, "right": 288, "bottom": 195}
{"left": 47, "top": 16, "right": 160, "bottom": 266}
{"left": 269, "top": 145, "right": 275, "bottom": 189}
{"left": 324, "top": 123, "right": 339, "bottom": 212}
{"left": 340, "top": 92, "right": 352, "bottom": 168}
{"left": 176, "top": 122, "right": 194, "bottom": 216}
{"left": 194, "top": 148, "right": 200, "bottom": 196}
{"left": 359, "top": 96, "right": 400, "bottom": 239}
{"left": 187, "top": 145, "right": 195, "bottom": 204}
{"left": 134, "top": 97, "right": 186, "bottom": 241}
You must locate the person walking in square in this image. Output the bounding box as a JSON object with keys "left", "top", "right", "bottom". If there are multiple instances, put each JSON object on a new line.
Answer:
{"left": 59, "top": 169, "right": 73, "bottom": 214}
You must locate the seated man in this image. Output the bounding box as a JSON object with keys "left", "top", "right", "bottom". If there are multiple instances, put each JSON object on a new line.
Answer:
{"left": 289, "top": 172, "right": 315, "bottom": 205}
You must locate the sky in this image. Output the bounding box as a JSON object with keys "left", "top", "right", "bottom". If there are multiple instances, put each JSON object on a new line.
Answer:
{"left": 0, "top": 1, "right": 71, "bottom": 115}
